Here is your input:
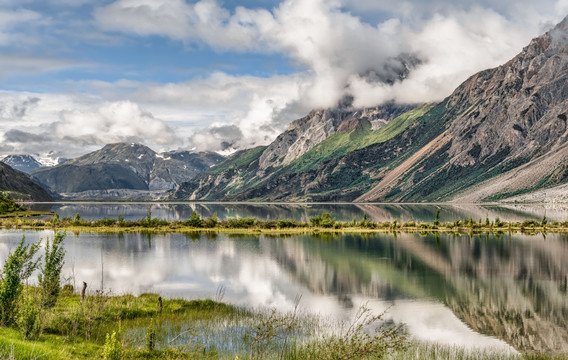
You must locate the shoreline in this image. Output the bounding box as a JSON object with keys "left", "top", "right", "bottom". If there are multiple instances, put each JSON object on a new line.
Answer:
{"left": 0, "top": 215, "right": 561, "bottom": 235}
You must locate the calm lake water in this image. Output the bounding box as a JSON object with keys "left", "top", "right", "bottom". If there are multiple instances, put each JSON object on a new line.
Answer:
{"left": 5, "top": 203, "right": 568, "bottom": 355}
{"left": 24, "top": 201, "right": 568, "bottom": 223}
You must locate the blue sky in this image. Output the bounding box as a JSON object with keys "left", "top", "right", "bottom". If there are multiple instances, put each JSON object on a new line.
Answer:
{"left": 0, "top": 0, "right": 566, "bottom": 160}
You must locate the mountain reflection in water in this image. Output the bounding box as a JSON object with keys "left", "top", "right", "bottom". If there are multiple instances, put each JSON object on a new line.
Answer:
{"left": 25, "top": 202, "right": 568, "bottom": 223}
{"left": 0, "top": 229, "right": 567, "bottom": 355}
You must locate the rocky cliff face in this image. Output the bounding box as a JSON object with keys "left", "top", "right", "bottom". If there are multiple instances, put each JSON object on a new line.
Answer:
{"left": 258, "top": 103, "right": 413, "bottom": 173}
{"left": 0, "top": 162, "right": 52, "bottom": 201}
{"left": 31, "top": 143, "right": 224, "bottom": 198}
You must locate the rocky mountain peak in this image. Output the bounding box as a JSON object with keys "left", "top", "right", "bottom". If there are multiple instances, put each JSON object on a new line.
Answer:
{"left": 1, "top": 154, "right": 42, "bottom": 173}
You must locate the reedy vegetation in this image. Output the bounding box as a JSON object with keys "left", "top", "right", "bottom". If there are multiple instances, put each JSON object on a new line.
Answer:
{"left": 0, "top": 210, "right": 561, "bottom": 236}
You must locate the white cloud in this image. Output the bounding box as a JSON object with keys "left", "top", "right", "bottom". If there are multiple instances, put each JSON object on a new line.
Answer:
{"left": 0, "top": 93, "right": 178, "bottom": 158}
{"left": 94, "top": 0, "right": 547, "bottom": 112}
{"left": 349, "top": 8, "right": 533, "bottom": 106}
{"left": 557, "top": 0, "right": 568, "bottom": 15}
{"left": 55, "top": 101, "right": 177, "bottom": 146}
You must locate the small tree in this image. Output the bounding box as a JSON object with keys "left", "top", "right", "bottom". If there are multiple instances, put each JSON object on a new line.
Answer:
{"left": 38, "top": 232, "right": 66, "bottom": 309}
{"left": 433, "top": 209, "right": 440, "bottom": 226}
{"left": 185, "top": 211, "right": 203, "bottom": 228}
{"left": 0, "top": 238, "right": 41, "bottom": 326}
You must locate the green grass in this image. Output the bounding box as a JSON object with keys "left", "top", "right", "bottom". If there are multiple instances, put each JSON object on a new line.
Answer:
{"left": 208, "top": 146, "right": 266, "bottom": 175}
{"left": 0, "top": 196, "right": 26, "bottom": 215}
{"left": 289, "top": 104, "right": 435, "bottom": 172}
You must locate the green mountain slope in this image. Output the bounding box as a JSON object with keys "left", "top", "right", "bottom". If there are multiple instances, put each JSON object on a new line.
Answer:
{"left": 0, "top": 162, "right": 53, "bottom": 201}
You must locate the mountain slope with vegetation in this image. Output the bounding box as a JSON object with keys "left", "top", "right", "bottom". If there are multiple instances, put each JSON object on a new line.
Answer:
{"left": 0, "top": 162, "right": 53, "bottom": 201}
{"left": 171, "top": 17, "right": 568, "bottom": 203}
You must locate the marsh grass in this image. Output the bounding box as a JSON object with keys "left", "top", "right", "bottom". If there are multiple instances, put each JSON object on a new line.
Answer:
{"left": 1, "top": 212, "right": 565, "bottom": 236}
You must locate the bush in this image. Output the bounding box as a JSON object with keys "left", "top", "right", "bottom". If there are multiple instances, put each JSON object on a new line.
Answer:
{"left": 227, "top": 217, "right": 256, "bottom": 228}
{"left": 38, "top": 232, "right": 66, "bottom": 309}
{"left": 102, "top": 331, "right": 122, "bottom": 360}
{"left": 185, "top": 211, "right": 203, "bottom": 228}
{"left": 203, "top": 213, "right": 219, "bottom": 228}
{"left": 0, "top": 238, "right": 41, "bottom": 326}
{"left": 277, "top": 219, "right": 296, "bottom": 228}
{"left": 17, "top": 293, "right": 40, "bottom": 340}
{"left": 310, "top": 213, "right": 334, "bottom": 228}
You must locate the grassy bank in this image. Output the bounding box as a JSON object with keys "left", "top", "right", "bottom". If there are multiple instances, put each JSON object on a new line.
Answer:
{"left": 0, "top": 210, "right": 563, "bottom": 236}
{"left": 0, "top": 289, "right": 565, "bottom": 360}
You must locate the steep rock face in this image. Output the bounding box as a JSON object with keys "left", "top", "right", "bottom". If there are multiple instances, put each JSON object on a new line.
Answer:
{"left": 0, "top": 162, "right": 52, "bottom": 201}
{"left": 357, "top": 17, "right": 568, "bottom": 202}
{"left": 31, "top": 143, "right": 224, "bottom": 197}
{"left": 258, "top": 103, "right": 413, "bottom": 173}
{"left": 1, "top": 155, "right": 42, "bottom": 173}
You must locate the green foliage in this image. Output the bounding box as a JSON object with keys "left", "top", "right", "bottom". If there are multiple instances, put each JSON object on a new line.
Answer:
{"left": 541, "top": 215, "right": 548, "bottom": 226}
{"left": 0, "top": 197, "right": 25, "bottom": 214}
{"left": 17, "top": 292, "right": 40, "bottom": 340}
{"left": 73, "top": 213, "right": 81, "bottom": 225}
{"left": 185, "top": 211, "right": 203, "bottom": 228}
{"left": 227, "top": 217, "right": 256, "bottom": 228}
{"left": 209, "top": 146, "right": 266, "bottom": 175}
{"left": 310, "top": 213, "right": 335, "bottom": 228}
{"left": 0, "top": 238, "right": 41, "bottom": 326}
{"left": 145, "top": 320, "right": 156, "bottom": 351}
{"left": 102, "top": 330, "right": 122, "bottom": 360}
{"left": 51, "top": 212, "right": 60, "bottom": 225}
{"left": 433, "top": 209, "right": 440, "bottom": 226}
{"left": 277, "top": 219, "right": 296, "bottom": 228}
{"left": 38, "top": 232, "right": 66, "bottom": 309}
{"left": 203, "top": 213, "right": 219, "bottom": 228}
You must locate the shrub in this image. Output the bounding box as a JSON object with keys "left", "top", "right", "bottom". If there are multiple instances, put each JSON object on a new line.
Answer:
{"left": 185, "top": 211, "right": 203, "bottom": 228}
{"left": 102, "top": 331, "right": 122, "bottom": 360}
{"left": 203, "top": 213, "right": 219, "bottom": 228}
{"left": 17, "top": 292, "right": 40, "bottom": 340}
{"left": 277, "top": 219, "right": 296, "bottom": 228}
{"left": 227, "top": 217, "right": 256, "bottom": 228}
{"left": 38, "top": 232, "right": 66, "bottom": 309}
{"left": 0, "top": 238, "right": 41, "bottom": 326}
{"left": 310, "top": 213, "right": 334, "bottom": 228}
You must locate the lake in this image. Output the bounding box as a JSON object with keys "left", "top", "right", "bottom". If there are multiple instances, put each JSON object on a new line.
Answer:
{"left": 4, "top": 202, "right": 568, "bottom": 355}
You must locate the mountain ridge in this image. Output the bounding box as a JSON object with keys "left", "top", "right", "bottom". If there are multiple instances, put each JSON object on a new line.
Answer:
{"left": 31, "top": 143, "right": 224, "bottom": 199}
{"left": 170, "top": 17, "right": 568, "bottom": 203}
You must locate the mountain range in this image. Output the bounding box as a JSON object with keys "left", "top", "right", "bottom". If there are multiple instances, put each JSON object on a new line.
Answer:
{"left": 2, "top": 17, "right": 568, "bottom": 203}
{"left": 29, "top": 143, "right": 224, "bottom": 200}
{"left": 168, "top": 17, "right": 568, "bottom": 203}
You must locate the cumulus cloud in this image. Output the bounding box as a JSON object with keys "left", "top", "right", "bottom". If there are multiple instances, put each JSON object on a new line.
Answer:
{"left": 0, "top": 95, "right": 179, "bottom": 159}
{"left": 92, "top": 0, "right": 552, "bottom": 151}
{"left": 54, "top": 101, "right": 177, "bottom": 146}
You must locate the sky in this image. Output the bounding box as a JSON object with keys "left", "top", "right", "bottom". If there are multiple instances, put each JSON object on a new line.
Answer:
{"left": 0, "top": 0, "right": 566, "bottom": 160}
